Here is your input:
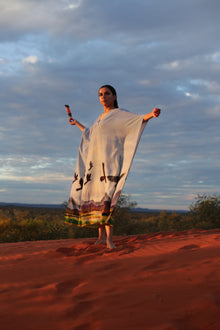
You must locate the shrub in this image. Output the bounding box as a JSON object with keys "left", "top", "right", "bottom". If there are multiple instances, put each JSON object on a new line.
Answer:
{"left": 189, "top": 194, "right": 220, "bottom": 228}
{"left": 113, "top": 193, "right": 138, "bottom": 235}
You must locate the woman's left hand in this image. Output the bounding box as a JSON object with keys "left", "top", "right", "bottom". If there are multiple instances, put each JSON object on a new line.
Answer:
{"left": 152, "top": 108, "right": 161, "bottom": 118}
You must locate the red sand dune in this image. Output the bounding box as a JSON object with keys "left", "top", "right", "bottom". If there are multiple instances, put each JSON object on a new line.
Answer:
{"left": 1, "top": 229, "right": 220, "bottom": 330}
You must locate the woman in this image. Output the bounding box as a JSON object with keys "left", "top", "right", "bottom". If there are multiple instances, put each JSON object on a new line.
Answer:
{"left": 65, "top": 85, "right": 160, "bottom": 249}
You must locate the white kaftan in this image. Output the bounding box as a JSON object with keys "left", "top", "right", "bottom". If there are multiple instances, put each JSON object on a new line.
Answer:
{"left": 65, "top": 108, "right": 147, "bottom": 227}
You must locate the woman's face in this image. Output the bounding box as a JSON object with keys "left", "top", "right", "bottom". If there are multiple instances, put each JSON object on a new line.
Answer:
{"left": 98, "top": 87, "right": 116, "bottom": 109}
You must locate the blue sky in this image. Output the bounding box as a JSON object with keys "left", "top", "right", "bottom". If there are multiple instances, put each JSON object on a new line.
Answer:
{"left": 0, "top": 0, "right": 220, "bottom": 210}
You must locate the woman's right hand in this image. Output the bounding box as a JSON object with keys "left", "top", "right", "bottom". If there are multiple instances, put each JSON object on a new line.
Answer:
{"left": 68, "top": 117, "right": 85, "bottom": 131}
{"left": 69, "top": 117, "right": 77, "bottom": 125}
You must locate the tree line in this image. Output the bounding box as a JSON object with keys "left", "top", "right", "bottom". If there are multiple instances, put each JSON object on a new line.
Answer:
{"left": 0, "top": 194, "right": 219, "bottom": 243}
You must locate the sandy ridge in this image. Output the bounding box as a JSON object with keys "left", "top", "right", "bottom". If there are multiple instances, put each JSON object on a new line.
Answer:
{"left": 0, "top": 229, "right": 220, "bottom": 329}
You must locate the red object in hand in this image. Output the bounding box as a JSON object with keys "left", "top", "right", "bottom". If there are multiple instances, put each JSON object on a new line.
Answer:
{"left": 65, "top": 105, "right": 72, "bottom": 117}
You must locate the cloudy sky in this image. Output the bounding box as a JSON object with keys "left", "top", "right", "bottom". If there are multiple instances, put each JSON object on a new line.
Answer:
{"left": 0, "top": 0, "right": 220, "bottom": 210}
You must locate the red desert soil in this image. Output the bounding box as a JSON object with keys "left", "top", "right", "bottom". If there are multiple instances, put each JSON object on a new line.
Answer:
{"left": 0, "top": 229, "right": 220, "bottom": 330}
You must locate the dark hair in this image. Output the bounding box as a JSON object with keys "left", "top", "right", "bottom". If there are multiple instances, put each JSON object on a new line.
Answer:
{"left": 99, "top": 84, "right": 119, "bottom": 108}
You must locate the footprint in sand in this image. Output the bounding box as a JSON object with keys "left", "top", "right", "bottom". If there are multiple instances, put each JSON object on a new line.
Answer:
{"left": 73, "top": 321, "right": 99, "bottom": 330}
{"left": 142, "top": 259, "right": 169, "bottom": 271}
{"left": 178, "top": 244, "right": 200, "bottom": 251}
{"left": 212, "top": 290, "right": 220, "bottom": 308}
{"left": 56, "top": 279, "right": 82, "bottom": 295}
{"left": 94, "top": 261, "right": 121, "bottom": 273}
{"left": 65, "top": 300, "right": 93, "bottom": 319}
{"left": 74, "top": 292, "right": 93, "bottom": 301}
{"left": 56, "top": 244, "right": 105, "bottom": 261}
{"left": 56, "top": 246, "right": 76, "bottom": 256}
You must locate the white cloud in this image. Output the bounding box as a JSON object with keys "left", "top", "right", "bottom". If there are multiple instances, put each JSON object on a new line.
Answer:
{"left": 190, "top": 79, "right": 220, "bottom": 94}
{"left": 22, "top": 55, "right": 38, "bottom": 64}
{"left": 63, "top": 0, "right": 82, "bottom": 10}
{"left": 0, "top": 57, "right": 7, "bottom": 63}
{"left": 208, "top": 52, "right": 220, "bottom": 63}
{"left": 160, "top": 60, "right": 180, "bottom": 70}
{"left": 185, "top": 92, "right": 200, "bottom": 100}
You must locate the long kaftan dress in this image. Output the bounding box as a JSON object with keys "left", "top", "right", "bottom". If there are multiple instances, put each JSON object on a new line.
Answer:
{"left": 65, "top": 108, "right": 147, "bottom": 227}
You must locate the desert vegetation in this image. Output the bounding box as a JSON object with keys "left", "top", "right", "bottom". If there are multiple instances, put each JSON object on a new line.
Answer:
{"left": 0, "top": 194, "right": 219, "bottom": 243}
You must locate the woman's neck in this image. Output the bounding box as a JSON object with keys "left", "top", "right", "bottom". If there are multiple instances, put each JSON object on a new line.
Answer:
{"left": 103, "top": 105, "right": 115, "bottom": 113}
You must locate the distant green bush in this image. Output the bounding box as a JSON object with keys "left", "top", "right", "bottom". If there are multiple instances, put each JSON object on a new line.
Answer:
{"left": 0, "top": 207, "right": 68, "bottom": 243}
{"left": 189, "top": 194, "right": 220, "bottom": 229}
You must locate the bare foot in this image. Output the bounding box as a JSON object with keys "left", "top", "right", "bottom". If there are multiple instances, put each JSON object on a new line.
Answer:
{"left": 106, "top": 240, "right": 116, "bottom": 249}
{"left": 95, "top": 225, "right": 107, "bottom": 245}
{"left": 95, "top": 238, "right": 107, "bottom": 245}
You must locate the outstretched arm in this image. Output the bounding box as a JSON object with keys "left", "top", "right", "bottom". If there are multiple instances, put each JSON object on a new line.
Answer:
{"left": 69, "top": 117, "right": 85, "bottom": 132}
{"left": 143, "top": 108, "right": 161, "bottom": 122}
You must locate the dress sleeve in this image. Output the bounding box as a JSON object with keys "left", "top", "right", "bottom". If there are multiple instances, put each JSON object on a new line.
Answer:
{"left": 111, "top": 110, "right": 147, "bottom": 207}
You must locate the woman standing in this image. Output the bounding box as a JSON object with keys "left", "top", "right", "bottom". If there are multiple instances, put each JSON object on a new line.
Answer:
{"left": 65, "top": 85, "right": 160, "bottom": 249}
